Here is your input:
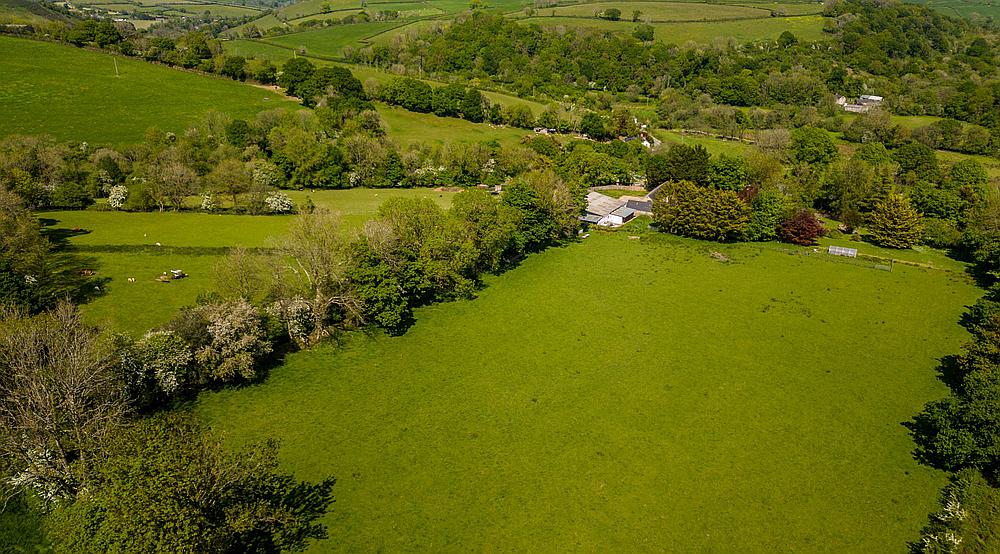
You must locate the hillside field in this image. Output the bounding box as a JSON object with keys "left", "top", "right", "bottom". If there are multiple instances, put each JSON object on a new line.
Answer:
{"left": 0, "top": 37, "right": 295, "bottom": 145}
{"left": 521, "top": 13, "right": 827, "bottom": 43}
{"left": 511, "top": 1, "right": 773, "bottom": 20}
{"left": 194, "top": 228, "right": 980, "bottom": 552}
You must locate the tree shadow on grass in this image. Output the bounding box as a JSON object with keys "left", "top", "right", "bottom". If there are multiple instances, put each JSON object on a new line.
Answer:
{"left": 37, "top": 218, "right": 109, "bottom": 307}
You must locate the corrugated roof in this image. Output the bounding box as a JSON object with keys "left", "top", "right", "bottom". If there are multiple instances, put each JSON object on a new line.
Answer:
{"left": 579, "top": 214, "right": 602, "bottom": 224}
{"left": 585, "top": 191, "right": 621, "bottom": 217}
{"left": 610, "top": 206, "right": 635, "bottom": 218}
{"left": 625, "top": 200, "right": 652, "bottom": 213}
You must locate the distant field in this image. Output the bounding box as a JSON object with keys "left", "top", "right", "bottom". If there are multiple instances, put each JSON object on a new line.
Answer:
{"left": 366, "top": 18, "right": 447, "bottom": 43}
{"left": 195, "top": 229, "right": 979, "bottom": 552}
{"left": 520, "top": 13, "right": 827, "bottom": 43}
{"left": 513, "top": 1, "right": 772, "bottom": 20}
{"left": 654, "top": 129, "right": 758, "bottom": 157}
{"left": 262, "top": 21, "right": 408, "bottom": 56}
{"left": 377, "top": 104, "right": 534, "bottom": 146}
{"left": 0, "top": 0, "right": 70, "bottom": 23}
{"left": 278, "top": 0, "right": 360, "bottom": 18}
{"left": 43, "top": 189, "right": 457, "bottom": 332}
{"left": 0, "top": 36, "right": 295, "bottom": 145}
{"left": 905, "top": 0, "right": 1000, "bottom": 19}
{"left": 223, "top": 38, "right": 306, "bottom": 62}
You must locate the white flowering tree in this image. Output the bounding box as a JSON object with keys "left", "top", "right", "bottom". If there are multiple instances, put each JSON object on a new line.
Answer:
{"left": 135, "top": 330, "right": 192, "bottom": 396}
{"left": 194, "top": 300, "right": 272, "bottom": 383}
{"left": 108, "top": 185, "right": 128, "bottom": 210}
{"left": 265, "top": 191, "right": 294, "bottom": 214}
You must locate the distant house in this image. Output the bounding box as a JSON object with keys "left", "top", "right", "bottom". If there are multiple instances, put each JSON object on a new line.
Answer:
{"left": 841, "top": 94, "right": 883, "bottom": 114}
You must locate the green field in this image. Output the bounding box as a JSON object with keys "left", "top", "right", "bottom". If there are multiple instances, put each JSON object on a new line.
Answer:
{"left": 0, "top": 36, "right": 295, "bottom": 145}
{"left": 513, "top": 1, "right": 772, "bottom": 20}
{"left": 521, "top": 13, "right": 827, "bottom": 43}
{"left": 655, "top": 129, "right": 758, "bottom": 157}
{"left": 261, "top": 21, "right": 409, "bottom": 56}
{"left": 906, "top": 0, "right": 1000, "bottom": 19}
{"left": 377, "top": 104, "right": 534, "bottom": 145}
{"left": 0, "top": 0, "right": 70, "bottom": 24}
{"left": 194, "top": 229, "right": 979, "bottom": 551}
{"left": 223, "top": 38, "right": 310, "bottom": 62}
{"left": 42, "top": 189, "right": 457, "bottom": 332}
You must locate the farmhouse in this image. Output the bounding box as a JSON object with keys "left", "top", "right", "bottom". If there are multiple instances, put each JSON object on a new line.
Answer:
{"left": 840, "top": 93, "right": 884, "bottom": 113}
{"left": 582, "top": 191, "right": 644, "bottom": 227}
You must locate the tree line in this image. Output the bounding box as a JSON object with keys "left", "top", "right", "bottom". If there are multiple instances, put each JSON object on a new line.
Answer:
{"left": 642, "top": 126, "right": 998, "bottom": 274}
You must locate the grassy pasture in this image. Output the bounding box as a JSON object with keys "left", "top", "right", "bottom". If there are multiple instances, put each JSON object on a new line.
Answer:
{"left": 520, "top": 13, "right": 827, "bottom": 43}
{"left": 261, "top": 21, "right": 409, "bottom": 57}
{"left": 0, "top": 36, "right": 295, "bottom": 145}
{"left": 654, "top": 129, "right": 758, "bottom": 157}
{"left": 905, "top": 0, "right": 1000, "bottom": 19}
{"left": 223, "top": 38, "right": 311, "bottom": 62}
{"left": 278, "top": 0, "right": 361, "bottom": 19}
{"left": 365, "top": 18, "right": 447, "bottom": 44}
{"left": 43, "top": 189, "right": 457, "bottom": 332}
{"left": 194, "top": 229, "right": 979, "bottom": 552}
{"left": 377, "top": 104, "right": 534, "bottom": 146}
{"left": 0, "top": 0, "right": 70, "bottom": 24}
{"left": 513, "top": 1, "right": 772, "bottom": 20}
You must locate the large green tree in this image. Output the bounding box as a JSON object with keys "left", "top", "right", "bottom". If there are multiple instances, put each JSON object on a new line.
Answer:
{"left": 791, "top": 126, "right": 837, "bottom": 166}
{"left": 868, "top": 192, "right": 924, "bottom": 248}
{"left": 652, "top": 180, "right": 750, "bottom": 242}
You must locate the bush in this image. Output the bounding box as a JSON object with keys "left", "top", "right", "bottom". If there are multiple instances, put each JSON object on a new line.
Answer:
{"left": 779, "top": 209, "right": 826, "bottom": 245}
{"left": 922, "top": 218, "right": 963, "bottom": 249}
{"left": 913, "top": 469, "right": 1000, "bottom": 553}
{"left": 745, "top": 191, "right": 786, "bottom": 241}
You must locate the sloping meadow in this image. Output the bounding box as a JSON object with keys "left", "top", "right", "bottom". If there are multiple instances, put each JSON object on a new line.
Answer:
{"left": 195, "top": 231, "right": 980, "bottom": 551}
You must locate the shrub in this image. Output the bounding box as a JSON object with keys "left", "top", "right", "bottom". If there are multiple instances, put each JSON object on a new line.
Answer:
{"left": 745, "top": 190, "right": 786, "bottom": 241}
{"left": 922, "top": 218, "right": 963, "bottom": 249}
{"left": 194, "top": 300, "right": 272, "bottom": 383}
{"left": 107, "top": 185, "right": 128, "bottom": 210}
{"left": 265, "top": 191, "right": 294, "bottom": 214}
{"left": 779, "top": 209, "right": 826, "bottom": 245}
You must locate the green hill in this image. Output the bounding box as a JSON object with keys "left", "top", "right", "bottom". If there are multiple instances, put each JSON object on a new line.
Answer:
{"left": 0, "top": 36, "right": 297, "bottom": 145}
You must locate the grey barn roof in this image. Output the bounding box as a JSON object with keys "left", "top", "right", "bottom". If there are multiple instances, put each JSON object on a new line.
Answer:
{"left": 625, "top": 199, "right": 652, "bottom": 213}
{"left": 585, "top": 191, "right": 622, "bottom": 217}
{"left": 610, "top": 206, "right": 635, "bottom": 218}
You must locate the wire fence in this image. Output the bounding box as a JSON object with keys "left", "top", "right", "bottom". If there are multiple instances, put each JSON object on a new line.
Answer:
{"left": 757, "top": 245, "right": 895, "bottom": 271}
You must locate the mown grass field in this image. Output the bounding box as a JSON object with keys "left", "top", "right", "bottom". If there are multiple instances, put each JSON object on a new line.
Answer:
{"left": 0, "top": 36, "right": 294, "bottom": 145}
{"left": 42, "top": 189, "right": 457, "bottom": 332}
{"left": 521, "top": 13, "right": 827, "bottom": 43}
{"left": 194, "top": 228, "right": 980, "bottom": 552}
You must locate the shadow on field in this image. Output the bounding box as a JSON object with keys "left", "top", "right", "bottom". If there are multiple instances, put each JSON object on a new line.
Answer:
{"left": 37, "top": 218, "right": 109, "bottom": 306}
